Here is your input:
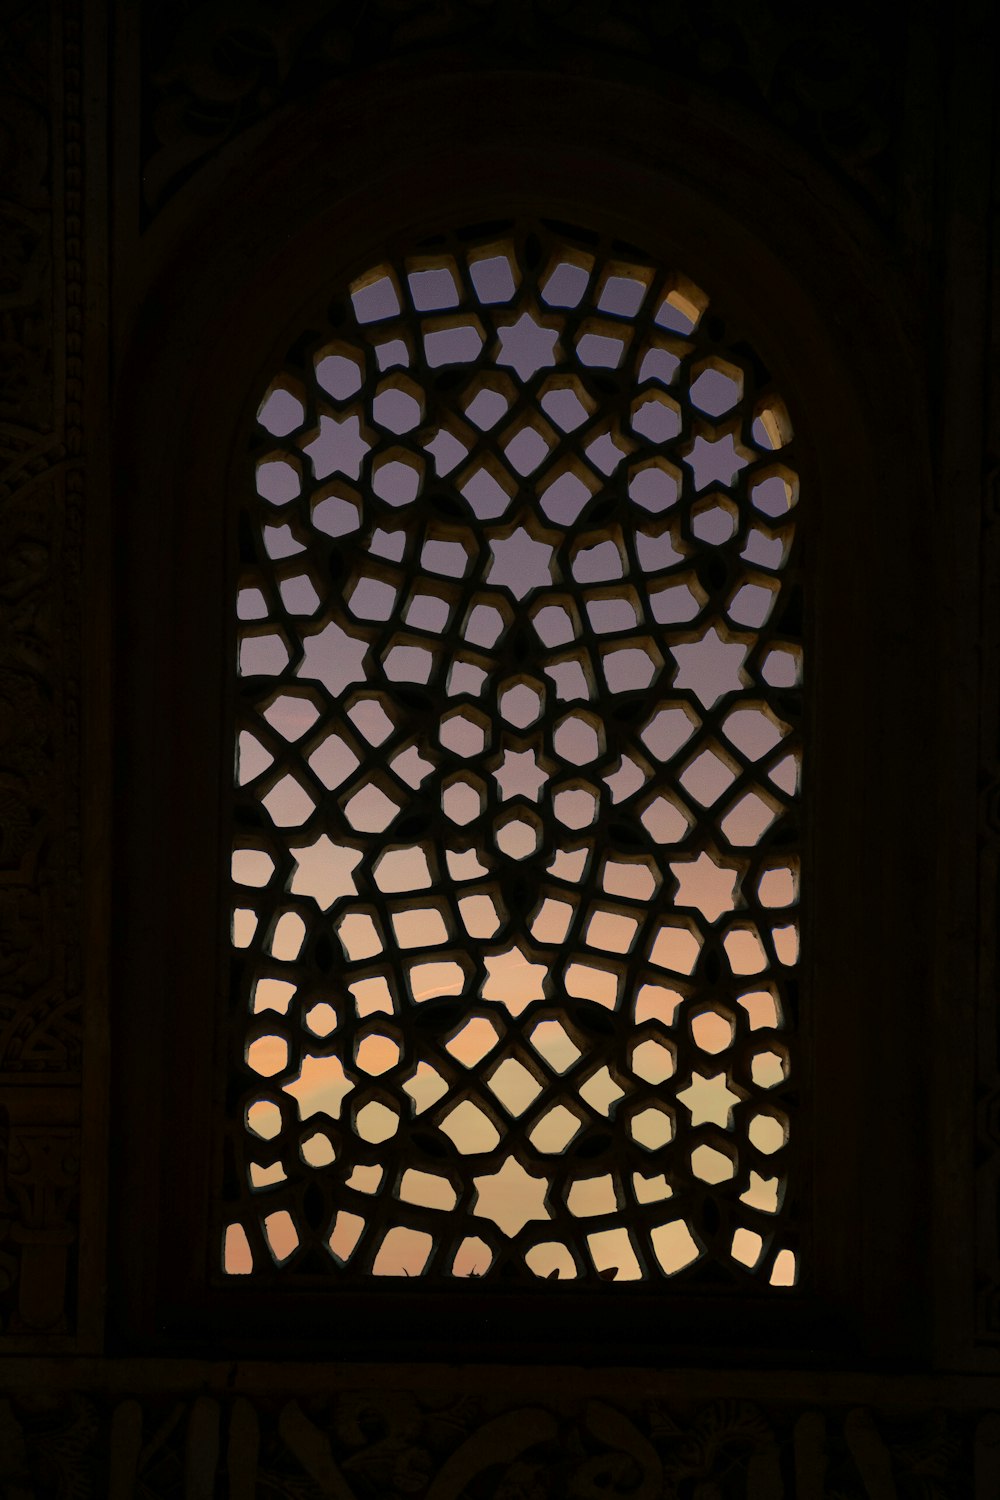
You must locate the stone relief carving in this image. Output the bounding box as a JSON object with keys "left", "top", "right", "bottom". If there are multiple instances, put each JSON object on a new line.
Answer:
{"left": 142, "top": 0, "right": 898, "bottom": 220}
{"left": 0, "top": 1387, "right": 978, "bottom": 1497}
{"left": 0, "top": 0, "right": 85, "bottom": 1344}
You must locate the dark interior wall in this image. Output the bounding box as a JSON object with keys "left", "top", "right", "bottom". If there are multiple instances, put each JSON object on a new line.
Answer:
{"left": 0, "top": 0, "right": 998, "bottom": 1491}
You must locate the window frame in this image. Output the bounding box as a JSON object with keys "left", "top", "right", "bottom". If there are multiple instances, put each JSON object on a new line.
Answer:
{"left": 109, "top": 65, "right": 936, "bottom": 1364}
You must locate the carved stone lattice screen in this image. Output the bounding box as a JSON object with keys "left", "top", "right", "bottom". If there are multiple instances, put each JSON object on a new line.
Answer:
{"left": 223, "top": 223, "right": 802, "bottom": 1287}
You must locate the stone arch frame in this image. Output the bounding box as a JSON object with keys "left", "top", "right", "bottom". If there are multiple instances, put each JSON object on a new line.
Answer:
{"left": 109, "top": 62, "right": 938, "bottom": 1363}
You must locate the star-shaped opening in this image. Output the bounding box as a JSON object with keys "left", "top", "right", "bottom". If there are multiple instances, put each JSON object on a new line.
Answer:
{"left": 670, "top": 626, "right": 748, "bottom": 709}
{"left": 482, "top": 944, "right": 547, "bottom": 1016}
{"left": 496, "top": 311, "right": 560, "bottom": 381}
{"left": 472, "top": 1156, "right": 551, "bottom": 1237}
{"left": 487, "top": 527, "right": 554, "bottom": 600}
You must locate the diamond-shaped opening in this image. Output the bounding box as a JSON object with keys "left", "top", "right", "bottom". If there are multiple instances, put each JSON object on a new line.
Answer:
{"left": 373, "top": 335, "right": 411, "bottom": 371}
{"left": 540, "top": 253, "right": 592, "bottom": 308}
{"left": 564, "top": 961, "right": 619, "bottom": 1009}
{"left": 553, "top": 785, "right": 599, "bottom": 830}
{"left": 769, "top": 753, "right": 799, "bottom": 797}
{"left": 538, "top": 464, "right": 597, "bottom": 525}
{"left": 236, "top": 587, "right": 268, "bottom": 621}
{"left": 631, "top": 390, "right": 681, "bottom": 444}
{"left": 567, "top": 1173, "right": 618, "bottom": 1218}
{"left": 597, "top": 262, "right": 653, "bottom": 317}
{"left": 630, "top": 1037, "right": 675, "bottom": 1085}
{"left": 650, "top": 1219, "right": 701, "bottom": 1275}
{"left": 723, "top": 925, "right": 768, "bottom": 975}
{"left": 727, "top": 580, "right": 778, "bottom": 629}
{"left": 495, "top": 814, "right": 541, "bottom": 861}
{"left": 552, "top": 711, "right": 602, "bottom": 766}
{"left": 327, "top": 1210, "right": 366, "bottom": 1265}
{"left": 402, "top": 1062, "right": 449, "bottom": 1114}
{"left": 650, "top": 578, "right": 704, "bottom": 625}
{"left": 263, "top": 1210, "right": 299, "bottom": 1265}
{"left": 602, "top": 644, "right": 659, "bottom": 693}
{"left": 446, "top": 1016, "right": 503, "bottom": 1068}
{"left": 239, "top": 631, "right": 290, "bottom": 678}
{"left": 373, "top": 1226, "right": 433, "bottom": 1277}
{"left": 731, "top": 1227, "right": 764, "bottom": 1270}
{"left": 576, "top": 319, "right": 630, "bottom": 369}
{"left": 639, "top": 793, "right": 690, "bottom": 844}
{"left": 237, "top": 730, "right": 273, "bottom": 786}
{"left": 649, "top": 922, "right": 702, "bottom": 976}
{"left": 577, "top": 1064, "right": 626, "bottom": 1116}
{"left": 355, "top": 1032, "right": 401, "bottom": 1077}
{"left": 351, "top": 267, "right": 401, "bottom": 323}
{"left": 529, "top": 897, "right": 574, "bottom": 944}
{"left": 585, "top": 428, "right": 631, "bottom": 475}
{"left": 639, "top": 705, "right": 699, "bottom": 763}
{"left": 587, "top": 594, "right": 641, "bottom": 634}
{"left": 262, "top": 520, "right": 307, "bottom": 561}
{"left": 499, "top": 679, "right": 545, "bottom": 729}
{"left": 343, "top": 782, "right": 401, "bottom": 833}
{"left": 261, "top": 774, "right": 315, "bottom": 829}
{"left": 399, "top": 1168, "right": 459, "bottom": 1211}
{"left": 654, "top": 276, "right": 708, "bottom": 333}
{"left": 531, "top": 600, "right": 579, "bottom": 648}
{"left": 270, "top": 910, "right": 306, "bottom": 961}
{"left": 469, "top": 245, "right": 518, "bottom": 304}
{"left": 463, "top": 373, "right": 517, "bottom": 430}
{"left": 256, "top": 453, "right": 301, "bottom": 505}
{"left": 601, "top": 857, "right": 658, "bottom": 901}
{"left": 638, "top": 339, "right": 682, "bottom": 388}
{"left": 748, "top": 1111, "right": 787, "bottom": 1155}
{"left": 720, "top": 791, "right": 781, "bottom": 847}
{"left": 372, "top": 374, "right": 424, "bottom": 434}
{"left": 525, "top": 1242, "right": 579, "bottom": 1280}
{"left": 372, "top": 845, "right": 432, "bottom": 895}
{"left": 462, "top": 602, "right": 507, "bottom": 649}
{"left": 722, "top": 705, "right": 788, "bottom": 762}
{"left": 440, "top": 1098, "right": 502, "bottom": 1154}
{"left": 502, "top": 419, "right": 555, "bottom": 476}
{"left": 737, "top": 988, "right": 781, "bottom": 1030}
{"left": 459, "top": 459, "right": 515, "bottom": 520}
{"left": 451, "top": 1235, "right": 494, "bottom": 1278}
{"left": 335, "top": 910, "right": 383, "bottom": 961}
{"left": 634, "top": 984, "right": 684, "bottom": 1027}
{"left": 421, "top": 535, "right": 471, "bottom": 577}
{"left": 344, "top": 1161, "right": 380, "bottom": 1191}
{"left": 571, "top": 536, "right": 624, "bottom": 583}
{"left": 758, "top": 865, "right": 797, "bottom": 907}
{"left": 629, "top": 1104, "right": 674, "bottom": 1152}
{"left": 529, "top": 1104, "right": 583, "bottom": 1154}
{"left": 691, "top": 1143, "right": 735, "bottom": 1186}
{"left": 391, "top": 905, "right": 451, "bottom": 949}
{"left": 258, "top": 382, "right": 305, "bottom": 436}
{"left": 252, "top": 978, "right": 295, "bottom": 1015}
{"left": 232, "top": 908, "right": 257, "bottom": 947}
{"left": 423, "top": 316, "right": 485, "bottom": 368}
{"left": 460, "top": 893, "right": 504, "bottom": 940}
{"left": 347, "top": 574, "right": 398, "bottom": 622}
{"left": 586, "top": 1228, "right": 642, "bottom": 1281}
{"left": 585, "top": 908, "right": 639, "bottom": 955}
{"left": 407, "top": 958, "right": 467, "bottom": 1005}
{"left": 679, "top": 747, "right": 738, "bottom": 807}
{"left": 405, "top": 591, "right": 451, "bottom": 634}
{"left": 742, "top": 525, "right": 788, "bottom": 571}
{"left": 383, "top": 643, "right": 434, "bottom": 685}
{"left": 406, "top": 259, "right": 460, "bottom": 311}
{"left": 354, "top": 1099, "right": 399, "bottom": 1144}
{"left": 529, "top": 1017, "right": 583, "bottom": 1074}
{"left": 486, "top": 1056, "right": 543, "bottom": 1116}
{"left": 538, "top": 374, "right": 595, "bottom": 431}
{"left": 689, "top": 359, "right": 743, "bottom": 418}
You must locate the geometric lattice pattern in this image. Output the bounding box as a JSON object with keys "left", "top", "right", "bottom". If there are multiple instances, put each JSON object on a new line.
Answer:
{"left": 223, "top": 223, "right": 801, "bottom": 1286}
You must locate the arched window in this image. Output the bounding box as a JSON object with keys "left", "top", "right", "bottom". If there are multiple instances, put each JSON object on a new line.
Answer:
{"left": 223, "top": 222, "right": 802, "bottom": 1291}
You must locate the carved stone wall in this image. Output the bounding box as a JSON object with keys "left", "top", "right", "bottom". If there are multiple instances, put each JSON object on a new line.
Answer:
{"left": 0, "top": 1367, "right": 994, "bottom": 1496}
{"left": 0, "top": 0, "right": 88, "bottom": 1343}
